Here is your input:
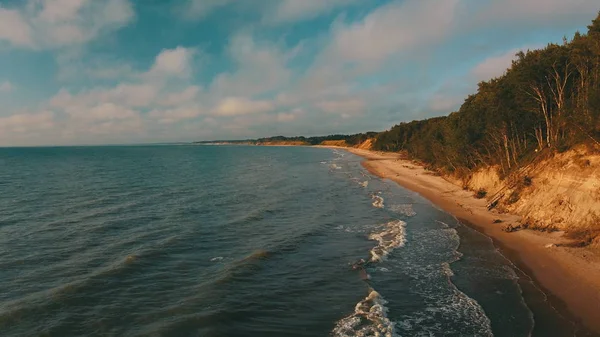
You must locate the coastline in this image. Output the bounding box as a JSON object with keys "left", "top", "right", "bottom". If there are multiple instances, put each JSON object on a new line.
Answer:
{"left": 335, "top": 146, "right": 600, "bottom": 335}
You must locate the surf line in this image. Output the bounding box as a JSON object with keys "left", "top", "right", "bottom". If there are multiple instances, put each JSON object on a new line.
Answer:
{"left": 332, "top": 219, "right": 407, "bottom": 337}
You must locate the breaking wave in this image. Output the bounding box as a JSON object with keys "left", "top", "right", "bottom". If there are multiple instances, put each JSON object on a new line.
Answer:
{"left": 332, "top": 289, "right": 396, "bottom": 337}
{"left": 332, "top": 219, "right": 407, "bottom": 336}
{"left": 371, "top": 193, "right": 384, "bottom": 209}
{"left": 368, "top": 220, "right": 407, "bottom": 262}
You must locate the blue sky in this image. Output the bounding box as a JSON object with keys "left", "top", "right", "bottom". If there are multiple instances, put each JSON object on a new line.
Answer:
{"left": 0, "top": 0, "right": 598, "bottom": 146}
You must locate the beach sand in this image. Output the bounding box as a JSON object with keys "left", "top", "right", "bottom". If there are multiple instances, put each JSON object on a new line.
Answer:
{"left": 339, "top": 147, "right": 600, "bottom": 335}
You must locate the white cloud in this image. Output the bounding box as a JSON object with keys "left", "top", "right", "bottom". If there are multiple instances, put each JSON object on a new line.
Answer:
{"left": 50, "top": 83, "right": 159, "bottom": 110}
{"left": 476, "top": 0, "right": 599, "bottom": 25}
{"left": 0, "top": 81, "right": 13, "bottom": 92}
{"left": 0, "top": 0, "right": 134, "bottom": 49}
{"left": 84, "top": 102, "right": 139, "bottom": 121}
{"left": 277, "top": 108, "right": 304, "bottom": 122}
{"left": 264, "top": 0, "right": 360, "bottom": 24}
{"left": 6, "top": 0, "right": 597, "bottom": 146}
{"left": 324, "top": 0, "right": 460, "bottom": 65}
{"left": 471, "top": 49, "right": 521, "bottom": 81}
{"left": 428, "top": 94, "right": 464, "bottom": 113}
{"left": 12, "top": 45, "right": 204, "bottom": 143}
{"left": 285, "top": 0, "right": 462, "bottom": 109}
{"left": 0, "top": 111, "right": 54, "bottom": 133}
{"left": 315, "top": 99, "right": 365, "bottom": 115}
{"left": 178, "top": 0, "right": 232, "bottom": 20}
{"left": 0, "top": 7, "right": 34, "bottom": 47}
{"left": 214, "top": 97, "right": 275, "bottom": 116}
{"left": 37, "top": 0, "right": 87, "bottom": 23}
{"left": 471, "top": 46, "right": 542, "bottom": 81}
{"left": 160, "top": 86, "right": 202, "bottom": 107}
{"left": 209, "top": 33, "right": 291, "bottom": 97}
{"left": 145, "top": 47, "right": 196, "bottom": 79}
{"left": 149, "top": 106, "right": 204, "bottom": 124}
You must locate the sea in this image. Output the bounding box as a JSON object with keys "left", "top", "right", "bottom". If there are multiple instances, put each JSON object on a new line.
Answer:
{"left": 0, "top": 145, "right": 586, "bottom": 336}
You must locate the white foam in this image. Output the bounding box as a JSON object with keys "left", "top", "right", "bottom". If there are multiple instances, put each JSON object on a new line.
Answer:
{"left": 442, "top": 262, "right": 454, "bottom": 277}
{"left": 390, "top": 204, "right": 416, "bottom": 217}
{"left": 369, "top": 220, "right": 407, "bottom": 262}
{"left": 210, "top": 257, "right": 224, "bottom": 262}
{"left": 332, "top": 289, "right": 397, "bottom": 337}
{"left": 400, "top": 288, "right": 493, "bottom": 336}
{"left": 371, "top": 194, "right": 384, "bottom": 209}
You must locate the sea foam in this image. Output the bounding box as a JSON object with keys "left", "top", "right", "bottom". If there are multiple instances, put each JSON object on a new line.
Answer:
{"left": 369, "top": 220, "right": 407, "bottom": 262}
{"left": 332, "top": 289, "right": 396, "bottom": 337}
{"left": 371, "top": 193, "right": 384, "bottom": 209}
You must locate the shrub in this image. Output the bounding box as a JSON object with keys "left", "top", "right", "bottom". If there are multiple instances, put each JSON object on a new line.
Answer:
{"left": 475, "top": 189, "right": 487, "bottom": 199}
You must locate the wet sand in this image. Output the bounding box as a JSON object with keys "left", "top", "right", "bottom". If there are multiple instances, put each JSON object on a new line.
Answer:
{"left": 339, "top": 147, "right": 600, "bottom": 335}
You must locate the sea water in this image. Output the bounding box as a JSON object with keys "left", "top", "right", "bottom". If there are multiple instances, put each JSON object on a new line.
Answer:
{"left": 0, "top": 145, "right": 575, "bottom": 336}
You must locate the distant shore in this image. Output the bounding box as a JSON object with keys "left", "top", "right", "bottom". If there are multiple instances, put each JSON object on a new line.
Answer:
{"left": 330, "top": 146, "right": 600, "bottom": 335}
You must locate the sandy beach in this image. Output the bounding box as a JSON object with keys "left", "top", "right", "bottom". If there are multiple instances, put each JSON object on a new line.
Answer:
{"left": 339, "top": 147, "right": 600, "bottom": 334}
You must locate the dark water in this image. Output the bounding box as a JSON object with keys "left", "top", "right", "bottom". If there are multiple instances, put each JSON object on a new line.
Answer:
{"left": 0, "top": 145, "right": 573, "bottom": 336}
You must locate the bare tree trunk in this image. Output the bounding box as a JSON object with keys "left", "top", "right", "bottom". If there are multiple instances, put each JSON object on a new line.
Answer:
{"left": 546, "top": 61, "right": 573, "bottom": 144}
{"left": 528, "top": 84, "right": 552, "bottom": 147}
{"left": 534, "top": 125, "right": 545, "bottom": 151}
{"left": 503, "top": 131, "right": 511, "bottom": 169}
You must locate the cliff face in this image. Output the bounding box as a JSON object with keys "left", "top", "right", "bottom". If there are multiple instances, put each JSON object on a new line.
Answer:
{"left": 355, "top": 138, "right": 374, "bottom": 150}
{"left": 463, "top": 146, "right": 600, "bottom": 245}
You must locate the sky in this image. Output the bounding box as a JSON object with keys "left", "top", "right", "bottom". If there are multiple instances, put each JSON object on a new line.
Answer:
{"left": 0, "top": 0, "right": 598, "bottom": 146}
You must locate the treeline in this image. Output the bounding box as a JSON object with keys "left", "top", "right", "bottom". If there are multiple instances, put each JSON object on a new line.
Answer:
{"left": 256, "top": 133, "right": 378, "bottom": 146}
{"left": 195, "top": 132, "right": 378, "bottom": 146}
{"left": 373, "top": 13, "right": 600, "bottom": 175}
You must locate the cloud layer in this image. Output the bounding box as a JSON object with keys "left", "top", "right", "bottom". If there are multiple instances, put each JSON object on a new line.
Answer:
{"left": 0, "top": 0, "right": 597, "bottom": 146}
{"left": 0, "top": 0, "right": 134, "bottom": 49}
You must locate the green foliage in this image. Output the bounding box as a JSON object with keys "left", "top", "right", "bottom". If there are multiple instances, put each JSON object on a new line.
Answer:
{"left": 372, "top": 12, "right": 600, "bottom": 174}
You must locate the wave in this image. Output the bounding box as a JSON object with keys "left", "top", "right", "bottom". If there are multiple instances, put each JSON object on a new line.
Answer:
{"left": 208, "top": 249, "right": 272, "bottom": 287}
{"left": 349, "top": 177, "right": 369, "bottom": 188}
{"left": 369, "top": 220, "right": 407, "bottom": 262}
{"left": 331, "top": 219, "right": 409, "bottom": 335}
{"left": 371, "top": 193, "right": 384, "bottom": 209}
{"left": 225, "top": 207, "right": 280, "bottom": 228}
{"left": 237, "top": 249, "right": 270, "bottom": 264}
{"left": 332, "top": 289, "right": 396, "bottom": 337}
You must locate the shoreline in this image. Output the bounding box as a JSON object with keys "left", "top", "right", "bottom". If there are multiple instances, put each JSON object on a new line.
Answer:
{"left": 335, "top": 146, "right": 600, "bottom": 335}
